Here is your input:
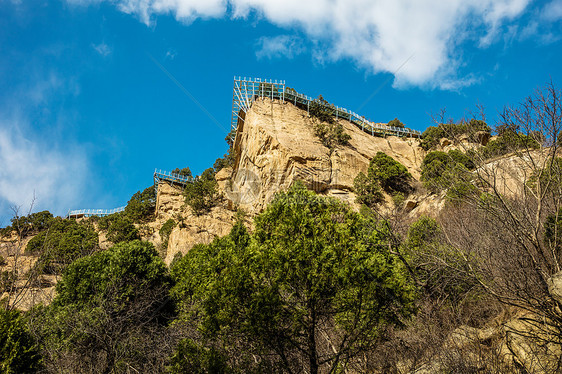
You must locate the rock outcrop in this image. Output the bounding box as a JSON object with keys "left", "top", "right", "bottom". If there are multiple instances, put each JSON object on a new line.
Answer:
{"left": 149, "top": 182, "right": 238, "bottom": 265}
{"left": 224, "top": 98, "right": 425, "bottom": 215}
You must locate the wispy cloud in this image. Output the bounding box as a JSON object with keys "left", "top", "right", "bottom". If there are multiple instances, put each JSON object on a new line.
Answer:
{"left": 0, "top": 120, "right": 88, "bottom": 218}
{"left": 255, "top": 35, "right": 304, "bottom": 60}
{"left": 542, "top": 0, "right": 562, "bottom": 21}
{"left": 69, "top": 0, "right": 535, "bottom": 90}
{"left": 92, "top": 42, "right": 111, "bottom": 56}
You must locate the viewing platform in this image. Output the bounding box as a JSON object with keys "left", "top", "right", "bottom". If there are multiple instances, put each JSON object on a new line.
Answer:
{"left": 67, "top": 206, "right": 125, "bottom": 219}
{"left": 232, "top": 77, "right": 422, "bottom": 138}
{"left": 153, "top": 169, "right": 192, "bottom": 188}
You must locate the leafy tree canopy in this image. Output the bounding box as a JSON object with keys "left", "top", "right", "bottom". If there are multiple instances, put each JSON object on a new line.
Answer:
{"left": 388, "top": 118, "right": 405, "bottom": 128}
{"left": 421, "top": 150, "right": 476, "bottom": 201}
{"left": 183, "top": 168, "right": 219, "bottom": 215}
{"left": 421, "top": 119, "right": 491, "bottom": 150}
{"left": 0, "top": 309, "right": 42, "bottom": 373}
{"left": 171, "top": 167, "right": 193, "bottom": 178}
{"left": 25, "top": 218, "right": 98, "bottom": 274}
{"left": 172, "top": 183, "right": 415, "bottom": 373}
{"left": 124, "top": 186, "right": 156, "bottom": 222}
{"left": 55, "top": 240, "right": 169, "bottom": 309}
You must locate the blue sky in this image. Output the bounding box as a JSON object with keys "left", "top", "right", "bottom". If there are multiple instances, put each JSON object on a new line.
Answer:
{"left": 0, "top": 0, "right": 561, "bottom": 224}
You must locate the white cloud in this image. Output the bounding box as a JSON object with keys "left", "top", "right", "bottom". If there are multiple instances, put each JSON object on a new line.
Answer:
{"left": 69, "top": 0, "right": 533, "bottom": 89}
{"left": 542, "top": 0, "right": 562, "bottom": 21}
{"left": 256, "top": 35, "right": 304, "bottom": 60}
{"left": 0, "top": 121, "right": 88, "bottom": 218}
{"left": 114, "top": 0, "right": 227, "bottom": 24}
{"left": 92, "top": 42, "right": 111, "bottom": 56}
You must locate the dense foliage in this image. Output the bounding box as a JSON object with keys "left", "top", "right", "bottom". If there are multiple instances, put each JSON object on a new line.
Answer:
{"left": 1, "top": 210, "right": 54, "bottom": 237}
{"left": 354, "top": 152, "right": 412, "bottom": 207}
{"left": 420, "top": 150, "right": 476, "bottom": 201}
{"left": 106, "top": 215, "right": 140, "bottom": 244}
{"left": 124, "top": 186, "right": 156, "bottom": 222}
{"left": 171, "top": 167, "right": 192, "bottom": 178}
{"left": 36, "top": 240, "right": 174, "bottom": 373}
{"left": 0, "top": 309, "right": 41, "bottom": 373}
{"left": 369, "top": 152, "right": 412, "bottom": 193}
{"left": 479, "top": 129, "right": 539, "bottom": 159}
{"left": 183, "top": 168, "right": 219, "bottom": 215}
{"left": 171, "top": 184, "right": 415, "bottom": 373}
{"left": 388, "top": 118, "right": 405, "bottom": 128}
{"left": 353, "top": 171, "right": 384, "bottom": 208}
{"left": 25, "top": 218, "right": 98, "bottom": 274}
{"left": 420, "top": 119, "right": 491, "bottom": 150}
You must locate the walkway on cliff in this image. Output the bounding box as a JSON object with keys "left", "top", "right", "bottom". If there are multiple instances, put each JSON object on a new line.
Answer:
{"left": 232, "top": 77, "right": 422, "bottom": 138}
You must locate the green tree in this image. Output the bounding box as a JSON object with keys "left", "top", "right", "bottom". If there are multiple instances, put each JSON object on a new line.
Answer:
{"left": 172, "top": 184, "right": 415, "bottom": 373}
{"left": 125, "top": 186, "right": 156, "bottom": 222}
{"left": 388, "top": 118, "right": 405, "bottom": 128}
{"left": 171, "top": 167, "right": 193, "bottom": 178}
{"left": 25, "top": 218, "right": 98, "bottom": 274}
{"left": 353, "top": 171, "right": 384, "bottom": 208}
{"left": 0, "top": 309, "right": 41, "bottom": 373}
{"left": 184, "top": 168, "right": 219, "bottom": 215}
{"left": 368, "top": 152, "right": 412, "bottom": 194}
{"left": 106, "top": 215, "right": 139, "bottom": 244}
{"left": 420, "top": 150, "right": 476, "bottom": 201}
{"left": 39, "top": 240, "right": 173, "bottom": 373}
{"left": 167, "top": 339, "right": 232, "bottom": 374}
{"left": 420, "top": 119, "right": 491, "bottom": 150}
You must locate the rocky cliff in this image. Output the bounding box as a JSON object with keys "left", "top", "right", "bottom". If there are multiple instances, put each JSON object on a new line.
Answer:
{"left": 224, "top": 98, "right": 425, "bottom": 214}
{"left": 157, "top": 98, "right": 435, "bottom": 263}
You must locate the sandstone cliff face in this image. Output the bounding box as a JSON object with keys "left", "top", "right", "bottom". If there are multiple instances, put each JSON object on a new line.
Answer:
{"left": 223, "top": 98, "right": 425, "bottom": 215}
{"left": 150, "top": 182, "right": 237, "bottom": 265}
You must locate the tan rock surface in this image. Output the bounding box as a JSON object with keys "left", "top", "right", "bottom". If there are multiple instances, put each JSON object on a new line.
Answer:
{"left": 149, "top": 181, "right": 237, "bottom": 265}
{"left": 226, "top": 98, "right": 425, "bottom": 215}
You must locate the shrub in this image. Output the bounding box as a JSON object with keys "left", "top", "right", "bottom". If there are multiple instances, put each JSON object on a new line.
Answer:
{"left": 171, "top": 167, "right": 192, "bottom": 178}
{"left": 368, "top": 152, "right": 412, "bottom": 193}
{"left": 313, "top": 121, "right": 351, "bottom": 149}
{"left": 184, "top": 168, "right": 219, "bottom": 215}
{"left": 388, "top": 118, "right": 405, "bottom": 128}
{"left": 55, "top": 240, "right": 170, "bottom": 309}
{"left": 4, "top": 211, "right": 54, "bottom": 238}
{"left": 124, "top": 186, "right": 156, "bottom": 222}
{"left": 309, "top": 96, "right": 335, "bottom": 124}
{"left": 25, "top": 218, "right": 98, "bottom": 274}
{"left": 106, "top": 215, "right": 139, "bottom": 244}
{"left": 168, "top": 339, "right": 231, "bottom": 374}
{"left": 159, "top": 218, "right": 176, "bottom": 254}
{"left": 354, "top": 152, "right": 412, "bottom": 208}
{"left": 0, "top": 309, "right": 42, "bottom": 373}
{"left": 404, "top": 216, "right": 480, "bottom": 305}
{"left": 421, "top": 150, "right": 475, "bottom": 196}
{"left": 420, "top": 119, "right": 491, "bottom": 150}
{"left": 479, "top": 130, "right": 539, "bottom": 159}
{"left": 353, "top": 172, "right": 384, "bottom": 208}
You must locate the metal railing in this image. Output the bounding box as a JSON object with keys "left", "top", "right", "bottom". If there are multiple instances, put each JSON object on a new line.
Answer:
{"left": 232, "top": 76, "right": 422, "bottom": 138}
{"left": 67, "top": 206, "right": 126, "bottom": 218}
{"left": 153, "top": 169, "right": 193, "bottom": 187}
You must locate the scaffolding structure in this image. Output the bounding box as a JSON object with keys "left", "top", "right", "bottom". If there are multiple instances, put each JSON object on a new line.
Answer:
{"left": 153, "top": 169, "right": 193, "bottom": 188}
{"left": 232, "top": 76, "right": 422, "bottom": 138}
